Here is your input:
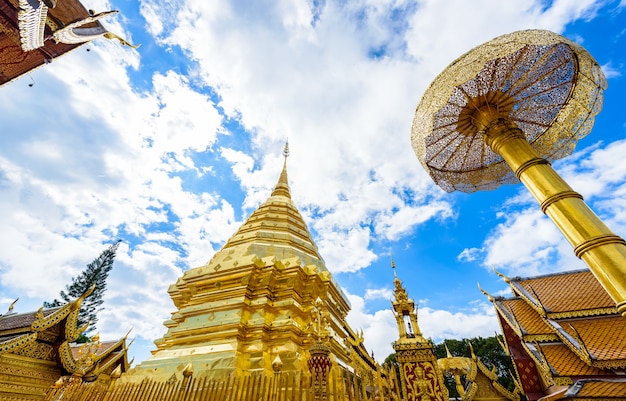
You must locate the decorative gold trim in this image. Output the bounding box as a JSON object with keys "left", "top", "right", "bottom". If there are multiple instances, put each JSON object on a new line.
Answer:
{"left": 0, "top": 332, "right": 37, "bottom": 353}
{"left": 554, "top": 376, "right": 573, "bottom": 386}
{"left": 30, "top": 303, "right": 72, "bottom": 332}
{"left": 515, "top": 157, "right": 549, "bottom": 180}
{"left": 520, "top": 341, "right": 555, "bottom": 388}
{"left": 540, "top": 190, "right": 583, "bottom": 213}
{"left": 58, "top": 341, "right": 78, "bottom": 374}
{"left": 522, "top": 333, "right": 560, "bottom": 343}
{"left": 18, "top": 0, "right": 48, "bottom": 51}
{"left": 546, "top": 307, "right": 617, "bottom": 319}
{"left": 493, "top": 302, "right": 524, "bottom": 339}
{"left": 574, "top": 234, "right": 626, "bottom": 258}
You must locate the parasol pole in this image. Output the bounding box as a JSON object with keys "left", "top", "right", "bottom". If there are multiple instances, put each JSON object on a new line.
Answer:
{"left": 474, "top": 110, "right": 626, "bottom": 315}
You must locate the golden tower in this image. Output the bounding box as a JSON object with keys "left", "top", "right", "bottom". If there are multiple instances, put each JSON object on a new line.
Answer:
{"left": 130, "top": 144, "right": 375, "bottom": 380}
{"left": 411, "top": 30, "right": 626, "bottom": 316}
{"left": 391, "top": 261, "right": 448, "bottom": 401}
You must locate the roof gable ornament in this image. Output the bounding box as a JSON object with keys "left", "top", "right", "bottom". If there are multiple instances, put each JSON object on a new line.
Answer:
{"left": 52, "top": 10, "right": 138, "bottom": 48}
{"left": 18, "top": 0, "right": 137, "bottom": 51}
{"left": 2, "top": 298, "right": 19, "bottom": 316}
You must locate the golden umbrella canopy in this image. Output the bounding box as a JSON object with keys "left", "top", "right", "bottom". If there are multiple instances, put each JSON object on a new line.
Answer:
{"left": 411, "top": 29, "right": 607, "bottom": 193}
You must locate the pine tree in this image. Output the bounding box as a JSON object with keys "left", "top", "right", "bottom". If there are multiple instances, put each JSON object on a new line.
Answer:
{"left": 45, "top": 240, "right": 121, "bottom": 342}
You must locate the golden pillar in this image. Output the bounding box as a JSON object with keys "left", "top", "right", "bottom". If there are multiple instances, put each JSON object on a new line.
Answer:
{"left": 477, "top": 115, "right": 626, "bottom": 314}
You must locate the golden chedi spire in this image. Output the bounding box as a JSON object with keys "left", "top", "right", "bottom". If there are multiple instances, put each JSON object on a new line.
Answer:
{"left": 214, "top": 141, "right": 324, "bottom": 269}
{"left": 131, "top": 144, "right": 358, "bottom": 381}
{"left": 271, "top": 141, "right": 291, "bottom": 198}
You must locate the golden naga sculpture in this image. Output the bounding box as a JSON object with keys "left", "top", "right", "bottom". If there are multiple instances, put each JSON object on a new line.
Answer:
{"left": 411, "top": 29, "right": 626, "bottom": 316}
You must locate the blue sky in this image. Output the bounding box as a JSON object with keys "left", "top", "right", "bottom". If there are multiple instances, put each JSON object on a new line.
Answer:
{"left": 1, "top": 0, "right": 625, "bottom": 365}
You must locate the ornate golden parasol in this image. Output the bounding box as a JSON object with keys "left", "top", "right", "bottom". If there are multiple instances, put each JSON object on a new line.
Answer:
{"left": 411, "top": 29, "right": 626, "bottom": 316}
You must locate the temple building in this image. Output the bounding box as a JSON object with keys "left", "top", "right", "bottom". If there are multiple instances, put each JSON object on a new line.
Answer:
{"left": 392, "top": 263, "right": 522, "bottom": 401}
{"left": 127, "top": 146, "right": 380, "bottom": 381}
{"left": 0, "top": 293, "right": 130, "bottom": 400}
{"left": 0, "top": 0, "right": 133, "bottom": 86}
{"left": 484, "top": 269, "right": 626, "bottom": 400}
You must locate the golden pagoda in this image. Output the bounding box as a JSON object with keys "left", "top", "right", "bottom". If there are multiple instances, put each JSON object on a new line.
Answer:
{"left": 129, "top": 144, "right": 378, "bottom": 381}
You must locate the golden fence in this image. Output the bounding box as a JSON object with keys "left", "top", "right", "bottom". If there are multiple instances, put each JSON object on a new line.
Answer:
{"left": 43, "top": 368, "right": 403, "bottom": 401}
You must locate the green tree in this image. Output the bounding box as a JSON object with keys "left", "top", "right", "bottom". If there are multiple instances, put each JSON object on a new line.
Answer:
{"left": 45, "top": 240, "right": 121, "bottom": 342}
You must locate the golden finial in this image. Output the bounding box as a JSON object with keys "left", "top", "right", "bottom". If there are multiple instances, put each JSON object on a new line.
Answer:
{"left": 35, "top": 307, "right": 44, "bottom": 320}
{"left": 182, "top": 362, "right": 194, "bottom": 377}
{"left": 283, "top": 140, "right": 290, "bottom": 159}
{"left": 493, "top": 267, "right": 511, "bottom": 284}
{"left": 272, "top": 140, "right": 291, "bottom": 198}
{"left": 477, "top": 283, "right": 494, "bottom": 302}
{"left": 468, "top": 341, "right": 477, "bottom": 359}
{"left": 4, "top": 298, "right": 18, "bottom": 315}
{"left": 444, "top": 342, "right": 453, "bottom": 358}
{"left": 123, "top": 327, "right": 133, "bottom": 340}
{"left": 495, "top": 332, "right": 508, "bottom": 354}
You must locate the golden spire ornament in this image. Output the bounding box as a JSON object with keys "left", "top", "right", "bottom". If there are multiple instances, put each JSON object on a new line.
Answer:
{"left": 411, "top": 29, "right": 626, "bottom": 316}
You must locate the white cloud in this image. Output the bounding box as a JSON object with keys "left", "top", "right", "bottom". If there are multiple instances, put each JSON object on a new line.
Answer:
{"left": 364, "top": 287, "right": 394, "bottom": 300}
{"left": 601, "top": 62, "right": 622, "bottom": 79}
{"left": 457, "top": 247, "right": 483, "bottom": 263}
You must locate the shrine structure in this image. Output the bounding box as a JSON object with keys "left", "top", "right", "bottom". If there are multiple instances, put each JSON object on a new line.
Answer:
{"left": 483, "top": 269, "right": 626, "bottom": 400}
{"left": 0, "top": 292, "right": 130, "bottom": 401}
{"left": 392, "top": 263, "right": 522, "bottom": 401}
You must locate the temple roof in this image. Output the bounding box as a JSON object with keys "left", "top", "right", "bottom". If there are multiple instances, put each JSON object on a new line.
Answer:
{"left": 539, "top": 343, "right": 607, "bottom": 377}
{"left": 0, "top": 306, "right": 61, "bottom": 332}
{"left": 569, "top": 379, "right": 626, "bottom": 398}
{"left": 510, "top": 269, "right": 615, "bottom": 316}
{"left": 498, "top": 298, "right": 553, "bottom": 338}
{"left": 488, "top": 269, "right": 626, "bottom": 399}
{"left": 0, "top": 0, "right": 132, "bottom": 86}
{"left": 0, "top": 294, "right": 130, "bottom": 379}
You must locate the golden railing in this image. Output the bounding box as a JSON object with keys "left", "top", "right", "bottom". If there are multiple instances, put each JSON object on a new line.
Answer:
{"left": 43, "top": 366, "right": 403, "bottom": 401}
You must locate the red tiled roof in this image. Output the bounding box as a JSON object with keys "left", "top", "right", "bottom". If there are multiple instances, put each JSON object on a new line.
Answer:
{"left": 560, "top": 316, "right": 626, "bottom": 362}
{"left": 501, "top": 298, "right": 552, "bottom": 336}
{"left": 540, "top": 343, "right": 607, "bottom": 376}
{"left": 0, "top": 307, "right": 61, "bottom": 332}
{"left": 515, "top": 270, "right": 614, "bottom": 313}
